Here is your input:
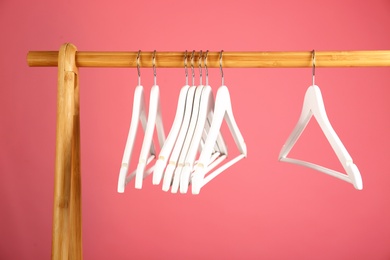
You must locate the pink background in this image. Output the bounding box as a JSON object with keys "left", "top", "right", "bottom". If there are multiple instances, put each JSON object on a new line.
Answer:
{"left": 1, "top": 0, "right": 390, "bottom": 259}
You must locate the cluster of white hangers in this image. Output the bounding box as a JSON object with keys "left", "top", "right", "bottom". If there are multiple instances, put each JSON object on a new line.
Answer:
{"left": 117, "top": 49, "right": 363, "bottom": 195}
{"left": 117, "top": 50, "right": 247, "bottom": 194}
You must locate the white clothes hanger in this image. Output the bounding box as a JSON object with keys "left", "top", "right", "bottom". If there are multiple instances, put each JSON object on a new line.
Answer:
{"left": 117, "top": 85, "right": 148, "bottom": 193}
{"left": 191, "top": 51, "right": 247, "bottom": 195}
{"left": 278, "top": 50, "right": 363, "bottom": 190}
{"left": 135, "top": 52, "right": 165, "bottom": 189}
{"left": 117, "top": 51, "right": 158, "bottom": 193}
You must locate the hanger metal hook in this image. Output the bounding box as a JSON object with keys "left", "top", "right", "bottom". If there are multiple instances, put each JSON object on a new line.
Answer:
{"left": 153, "top": 50, "right": 157, "bottom": 85}
{"left": 312, "top": 49, "right": 316, "bottom": 86}
{"left": 220, "top": 50, "right": 224, "bottom": 86}
{"left": 184, "top": 50, "right": 188, "bottom": 85}
{"left": 199, "top": 50, "right": 203, "bottom": 86}
{"left": 204, "top": 50, "right": 209, "bottom": 86}
{"left": 191, "top": 50, "right": 195, "bottom": 86}
{"left": 137, "top": 50, "right": 141, "bottom": 86}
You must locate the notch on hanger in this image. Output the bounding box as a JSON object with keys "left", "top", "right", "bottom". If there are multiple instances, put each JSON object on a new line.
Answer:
{"left": 278, "top": 50, "right": 363, "bottom": 190}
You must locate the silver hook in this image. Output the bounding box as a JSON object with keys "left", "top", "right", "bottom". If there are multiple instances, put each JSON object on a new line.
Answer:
{"left": 220, "top": 50, "right": 224, "bottom": 86}
{"left": 137, "top": 50, "right": 141, "bottom": 86}
{"left": 191, "top": 50, "right": 195, "bottom": 86}
{"left": 184, "top": 50, "right": 188, "bottom": 85}
{"left": 199, "top": 50, "right": 203, "bottom": 86}
{"left": 204, "top": 50, "right": 209, "bottom": 86}
{"left": 153, "top": 50, "right": 157, "bottom": 85}
{"left": 312, "top": 49, "right": 316, "bottom": 86}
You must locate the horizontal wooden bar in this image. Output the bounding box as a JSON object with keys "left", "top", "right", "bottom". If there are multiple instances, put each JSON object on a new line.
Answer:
{"left": 27, "top": 50, "right": 390, "bottom": 68}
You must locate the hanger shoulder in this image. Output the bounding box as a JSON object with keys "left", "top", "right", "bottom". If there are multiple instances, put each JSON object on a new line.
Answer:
{"left": 192, "top": 85, "right": 247, "bottom": 194}
{"left": 117, "top": 85, "right": 147, "bottom": 193}
{"left": 171, "top": 85, "right": 204, "bottom": 193}
{"left": 220, "top": 86, "right": 247, "bottom": 156}
{"left": 162, "top": 86, "right": 196, "bottom": 191}
{"left": 179, "top": 85, "right": 215, "bottom": 193}
{"left": 152, "top": 85, "right": 189, "bottom": 185}
{"left": 135, "top": 85, "right": 165, "bottom": 189}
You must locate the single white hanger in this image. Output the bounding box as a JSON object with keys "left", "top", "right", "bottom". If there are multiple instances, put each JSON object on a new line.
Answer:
{"left": 191, "top": 51, "right": 247, "bottom": 195}
{"left": 278, "top": 50, "right": 363, "bottom": 190}
{"left": 135, "top": 51, "right": 166, "bottom": 189}
{"left": 118, "top": 51, "right": 156, "bottom": 193}
{"left": 152, "top": 86, "right": 189, "bottom": 185}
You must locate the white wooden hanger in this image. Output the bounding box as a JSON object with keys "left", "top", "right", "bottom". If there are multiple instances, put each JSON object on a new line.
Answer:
{"left": 278, "top": 51, "right": 363, "bottom": 190}
{"left": 117, "top": 51, "right": 157, "bottom": 193}
{"left": 191, "top": 51, "right": 247, "bottom": 195}
{"left": 135, "top": 51, "right": 165, "bottom": 189}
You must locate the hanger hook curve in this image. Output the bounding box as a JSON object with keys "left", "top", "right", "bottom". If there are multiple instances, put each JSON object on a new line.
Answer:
{"left": 184, "top": 50, "right": 188, "bottom": 85}
{"left": 153, "top": 50, "right": 157, "bottom": 85}
{"left": 204, "top": 50, "right": 209, "bottom": 86}
{"left": 312, "top": 49, "right": 316, "bottom": 86}
{"left": 191, "top": 50, "right": 195, "bottom": 86}
{"left": 137, "top": 50, "right": 141, "bottom": 86}
{"left": 199, "top": 50, "right": 203, "bottom": 85}
{"left": 220, "top": 50, "right": 224, "bottom": 86}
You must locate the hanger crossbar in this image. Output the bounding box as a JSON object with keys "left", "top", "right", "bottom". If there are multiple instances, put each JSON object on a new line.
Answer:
{"left": 27, "top": 50, "right": 390, "bottom": 68}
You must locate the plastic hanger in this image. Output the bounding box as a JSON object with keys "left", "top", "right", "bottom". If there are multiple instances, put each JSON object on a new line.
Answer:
{"left": 191, "top": 51, "right": 247, "bottom": 195}
{"left": 135, "top": 51, "right": 166, "bottom": 189}
{"left": 117, "top": 51, "right": 156, "bottom": 193}
{"left": 278, "top": 50, "right": 363, "bottom": 190}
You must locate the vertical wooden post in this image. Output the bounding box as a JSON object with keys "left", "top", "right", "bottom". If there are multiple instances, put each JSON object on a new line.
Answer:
{"left": 52, "top": 43, "right": 82, "bottom": 260}
{"left": 69, "top": 62, "right": 82, "bottom": 259}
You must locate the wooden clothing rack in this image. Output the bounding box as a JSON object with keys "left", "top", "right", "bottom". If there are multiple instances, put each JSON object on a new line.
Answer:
{"left": 27, "top": 43, "right": 390, "bottom": 260}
